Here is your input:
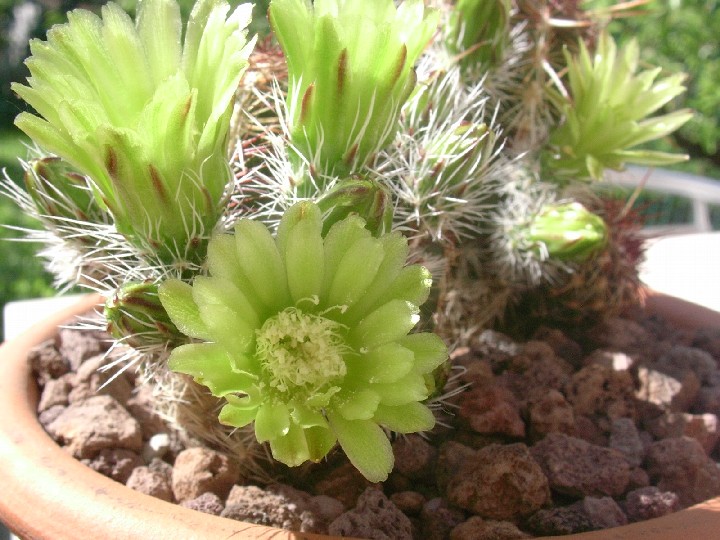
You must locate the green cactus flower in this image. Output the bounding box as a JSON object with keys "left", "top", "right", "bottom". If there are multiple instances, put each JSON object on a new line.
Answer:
{"left": 522, "top": 202, "right": 607, "bottom": 262}
{"left": 269, "top": 0, "right": 439, "bottom": 179}
{"left": 12, "top": 0, "right": 256, "bottom": 265}
{"left": 158, "top": 202, "right": 447, "bottom": 481}
{"left": 544, "top": 32, "right": 692, "bottom": 181}
{"left": 447, "top": 0, "right": 512, "bottom": 72}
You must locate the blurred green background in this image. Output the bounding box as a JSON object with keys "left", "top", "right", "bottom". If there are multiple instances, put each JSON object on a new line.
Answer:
{"left": 0, "top": 0, "right": 717, "bottom": 340}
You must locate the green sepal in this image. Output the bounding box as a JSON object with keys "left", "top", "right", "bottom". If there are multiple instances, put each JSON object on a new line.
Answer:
{"left": 158, "top": 278, "right": 210, "bottom": 340}
{"left": 328, "top": 411, "right": 394, "bottom": 483}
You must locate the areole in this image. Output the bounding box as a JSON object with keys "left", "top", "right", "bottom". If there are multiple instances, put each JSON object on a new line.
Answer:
{"left": 0, "top": 292, "right": 719, "bottom": 540}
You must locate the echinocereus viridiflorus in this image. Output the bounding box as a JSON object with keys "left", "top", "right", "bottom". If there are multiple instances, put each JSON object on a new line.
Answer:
{"left": 269, "top": 0, "right": 439, "bottom": 180}
{"left": 544, "top": 31, "right": 692, "bottom": 182}
{"left": 12, "top": 0, "right": 256, "bottom": 266}
{"left": 158, "top": 201, "right": 447, "bottom": 481}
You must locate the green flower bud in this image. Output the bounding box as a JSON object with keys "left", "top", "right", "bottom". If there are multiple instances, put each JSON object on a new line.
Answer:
{"left": 524, "top": 202, "right": 607, "bottom": 262}
{"left": 317, "top": 176, "right": 393, "bottom": 236}
{"left": 159, "top": 202, "right": 448, "bottom": 482}
{"left": 544, "top": 32, "right": 692, "bottom": 182}
{"left": 269, "top": 0, "right": 439, "bottom": 178}
{"left": 13, "top": 0, "right": 256, "bottom": 264}
{"left": 105, "top": 281, "right": 186, "bottom": 349}
{"left": 24, "top": 157, "right": 104, "bottom": 223}
{"left": 448, "top": 0, "right": 511, "bottom": 72}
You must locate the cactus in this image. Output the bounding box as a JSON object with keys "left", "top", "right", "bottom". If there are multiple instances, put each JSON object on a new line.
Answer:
{"left": 2, "top": 0, "right": 691, "bottom": 481}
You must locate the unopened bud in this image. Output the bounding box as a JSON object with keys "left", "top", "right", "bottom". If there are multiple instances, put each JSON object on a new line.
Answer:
{"left": 526, "top": 202, "right": 608, "bottom": 262}
{"left": 105, "top": 281, "right": 186, "bottom": 349}
{"left": 317, "top": 177, "right": 394, "bottom": 236}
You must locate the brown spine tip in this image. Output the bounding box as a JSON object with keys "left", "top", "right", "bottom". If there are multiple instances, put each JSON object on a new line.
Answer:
{"left": 105, "top": 147, "right": 119, "bottom": 179}
{"left": 300, "top": 83, "right": 315, "bottom": 125}
{"left": 343, "top": 143, "right": 359, "bottom": 167}
{"left": 337, "top": 48, "right": 348, "bottom": 97}
{"left": 182, "top": 94, "right": 194, "bottom": 119}
{"left": 148, "top": 165, "right": 169, "bottom": 204}
{"left": 201, "top": 186, "right": 213, "bottom": 213}
{"left": 390, "top": 45, "right": 408, "bottom": 88}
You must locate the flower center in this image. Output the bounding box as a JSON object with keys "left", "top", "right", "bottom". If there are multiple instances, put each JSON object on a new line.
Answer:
{"left": 255, "top": 307, "right": 348, "bottom": 392}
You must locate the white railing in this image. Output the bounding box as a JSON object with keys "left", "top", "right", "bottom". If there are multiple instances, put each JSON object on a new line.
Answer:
{"left": 604, "top": 166, "right": 720, "bottom": 234}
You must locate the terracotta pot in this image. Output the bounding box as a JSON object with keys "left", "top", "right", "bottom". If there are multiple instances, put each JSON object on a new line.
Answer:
{"left": 1, "top": 292, "right": 719, "bottom": 540}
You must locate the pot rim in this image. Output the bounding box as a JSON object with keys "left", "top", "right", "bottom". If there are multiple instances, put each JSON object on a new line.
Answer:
{"left": 0, "top": 292, "right": 718, "bottom": 540}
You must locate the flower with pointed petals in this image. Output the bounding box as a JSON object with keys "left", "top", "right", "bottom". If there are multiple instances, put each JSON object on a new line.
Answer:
{"left": 269, "top": 0, "right": 439, "bottom": 179}
{"left": 12, "top": 0, "right": 256, "bottom": 264}
{"left": 159, "top": 201, "right": 447, "bottom": 481}
{"left": 544, "top": 32, "right": 692, "bottom": 182}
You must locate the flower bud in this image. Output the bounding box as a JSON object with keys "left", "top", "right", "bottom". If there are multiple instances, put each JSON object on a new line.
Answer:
{"left": 525, "top": 202, "right": 608, "bottom": 262}
{"left": 317, "top": 177, "right": 393, "bottom": 236}
{"left": 105, "top": 281, "right": 185, "bottom": 349}
{"left": 23, "top": 157, "right": 103, "bottom": 222}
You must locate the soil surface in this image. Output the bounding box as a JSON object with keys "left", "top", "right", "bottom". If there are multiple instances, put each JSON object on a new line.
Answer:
{"left": 30, "top": 310, "right": 720, "bottom": 539}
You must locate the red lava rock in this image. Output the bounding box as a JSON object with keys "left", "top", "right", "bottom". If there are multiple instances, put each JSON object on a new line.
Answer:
{"left": 222, "top": 484, "right": 328, "bottom": 533}
{"left": 530, "top": 433, "right": 630, "bottom": 498}
{"left": 609, "top": 417, "right": 645, "bottom": 468}
{"left": 583, "top": 349, "right": 636, "bottom": 371}
{"left": 627, "top": 467, "right": 651, "bottom": 491}
{"left": 392, "top": 435, "right": 437, "bottom": 480}
{"left": 57, "top": 328, "right": 108, "bottom": 371}
{"left": 532, "top": 327, "right": 584, "bottom": 367}
{"left": 390, "top": 491, "right": 426, "bottom": 516}
{"left": 565, "top": 364, "right": 637, "bottom": 431}
{"left": 579, "top": 496, "right": 628, "bottom": 529}
{"left": 527, "top": 389, "right": 576, "bottom": 442}
{"left": 525, "top": 505, "right": 594, "bottom": 536}
{"left": 572, "top": 415, "right": 607, "bottom": 446}
{"left": 645, "top": 436, "right": 720, "bottom": 507}
{"left": 328, "top": 487, "right": 413, "bottom": 540}
{"left": 68, "top": 354, "right": 133, "bottom": 405}
{"left": 38, "top": 404, "right": 66, "bottom": 428}
{"left": 458, "top": 386, "right": 526, "bottom": 438}
{"left": 126, "top": 465, "right": 174, "bottom": 502}
{"left": 692, "top": 327, "right": 720, "bottom": 360}
{"left": 695, "top": 386, "right": 720, "bottom": 415}
{"left": 419, "top": 497, "right": 466, "bottom": 540}
{"left": 38, "top": 374, "right": 73, "bottom": 412}
{"left": 171, "top": 447, "right": 240, "bottom": 502}
{"left": 507, "top": 341, "right": 573, "bottom": 397}
{"left": 29, "top": 339, "right": 69, "bottom": 385}
{"left": 646, "top": 412, "right": 720, "bottom": 455}
{"left": 445, "top": 443, "right": 550, "bottom": 520}
{"left": 46, "top": 395, "right": 142, "bottom": 459}
{"left": 125, "top": 385, "right": 171, "bottom": 439}
{"left": 85, "top": 448, "right": 143, "bottom": 483}
{"left": 179, "top": 492, "right": 225, "bottom": 516}
{"left": 636, "top": 366, "right": 700, "bottom": 413}
{"left": 624, "top": 486, "right": 681, "bottom": 522}
{"left": 654, "top": 345, "right": 718, "bottom": 386}
{"left": 585, "top": 317, "right": 653, "bottom": 352}
{"left": 450, "top": 516, "right": 531, "bottom": 540}
{"left": 435, "top": 441, "right": 478, "bottom": 492}
{"left": 313, "top": 461, "right": 376, "bottom": 509}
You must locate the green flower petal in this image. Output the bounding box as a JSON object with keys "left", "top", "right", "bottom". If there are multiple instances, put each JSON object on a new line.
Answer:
{"left": 192, "top": 276, "right": 260, "bottom": 331}
{"left": 371, "top": 371, "right": 429, "bottom": 406}
{"left": 327, "top": 236, "right": 385, "bottom": 308}
{"left": 321, "top": 214, "right": 371, "bottom": 300}
{"left": 291, "top": 404, "right": 328, "bottom": 428}
{"left": 167, "top": 343, "right": 256, "bottom": 396}
{"left": 328, "top": 411, "right": 393, "bottom": 483}
{"left": 218, "top": 401, "right": 258, "bottom": 428}
{"left": 234, "top": 219, "right": 290, "bottom": 311}
{"left": 278, "top": 202, "right": 325, "bottom": 304}
{"left": 387, "top": 265, "right": 432, "bottom": 307}
{"left": 197, "top": 303, "right": 256, "bottom": 354}
{"left": 269, "top": 422, "right": 311, "bottom": 466}
{"left": 397, "top": 333, "right": 448, "bottom": 374}
{"left": 158, "top": 279, "right": 210, "bottom": 340}
{"left": 255, "top": 401, "right": 291, "bottom": 443}
{"left": 373, "top": 402, "right": 435, "bottom": 433}
{"left": 351, "top": 299, "right": 420, "bottom": 349}
{"left": 337, "top": 389, "right": 381, "bottom": 420}
{"left": 304, "top": 425, "right": 338, "bottom": 462}
{"left": 345, "top": 342, "right": 414, "bottom": 383}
